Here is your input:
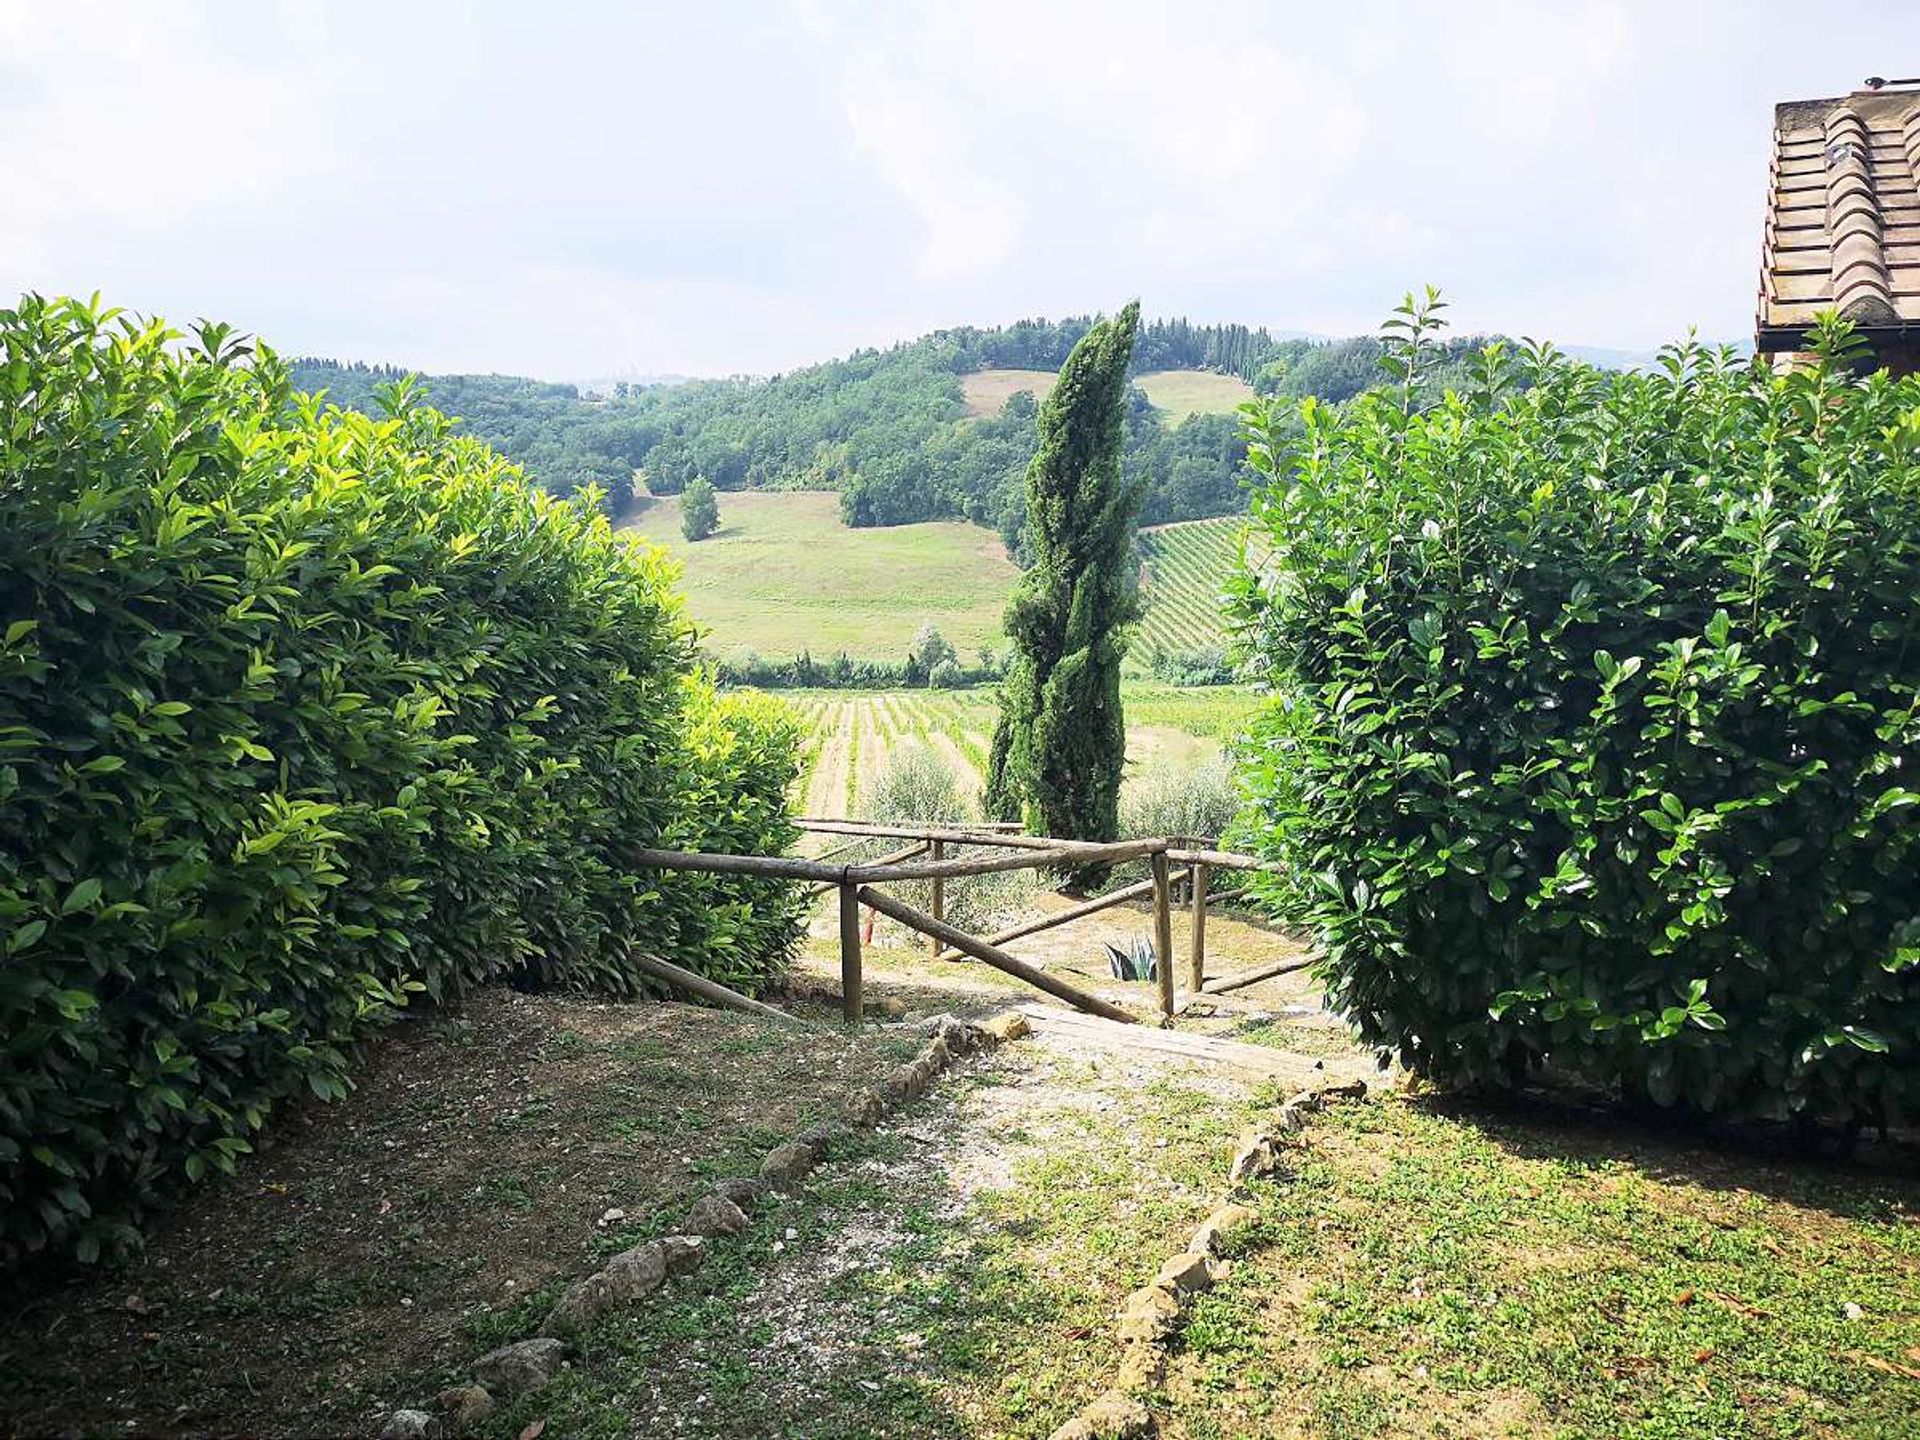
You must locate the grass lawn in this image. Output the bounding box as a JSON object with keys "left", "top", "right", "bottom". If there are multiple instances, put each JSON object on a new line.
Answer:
{"left": 962, "top": 368, "right": 1253, "bottom": 425}
{"left": 620, "top": 490, "right": 1016, "bottom": 661}
{"left": 1165, "top": 1096, "right": 1920, "bottom": 1439}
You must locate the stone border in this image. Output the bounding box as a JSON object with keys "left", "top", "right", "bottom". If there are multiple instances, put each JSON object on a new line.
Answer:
{"left": 1043, "top": 1078, "right": 1370, "bottom": 1440}
{"left": 377, "top": 1008, "right": 1032, "bottom": 1439}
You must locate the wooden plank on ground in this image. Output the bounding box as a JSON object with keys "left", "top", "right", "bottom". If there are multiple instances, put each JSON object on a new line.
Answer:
{"left": 1014, "top": 1004, "right": 1380, "bottom": 1087}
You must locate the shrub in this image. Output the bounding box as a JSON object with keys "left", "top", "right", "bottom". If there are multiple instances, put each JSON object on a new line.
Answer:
{"left": 1145, "top": 644, "right": 1238, "bottom": 687}
{"left": 1231, "top": 303, "right": 1920, "bottom": 1128}
{"left": 0, "top": 296, "right": 803, "bottom": 1263}
{"left": 1121, "top": 756, "right": 1239, "bottom": 843}
{"left": 863, "top": 741, "right": 970, "bottom": 826}
{"left": 857, "top": 742, "right": 1035, "bottom": 934}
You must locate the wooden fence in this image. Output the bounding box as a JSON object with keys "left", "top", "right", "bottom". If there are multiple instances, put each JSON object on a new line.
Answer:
{"left": 630, "top": 818, "right": 1301, "bottom": 1027}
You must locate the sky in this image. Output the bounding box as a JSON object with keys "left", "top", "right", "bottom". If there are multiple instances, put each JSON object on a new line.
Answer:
{"left": 2, "top": 1, "right": 1913, "bottom": 380}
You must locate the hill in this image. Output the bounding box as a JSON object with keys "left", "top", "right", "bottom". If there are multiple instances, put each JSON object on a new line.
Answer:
{"left": 1137, "top": 516, "right": 1244, "bottom": 658}
{"left": 962, "top": 367, "right": 1254, "bottom": 423}
{"left": 620, "top": 490, "right": 1249, "bottom": 677}
{"left": 620, "top": 491, "right": 1016, "bottom": 661}
{"left": 290, "top": 315, "right": 1508, "bottom": 564}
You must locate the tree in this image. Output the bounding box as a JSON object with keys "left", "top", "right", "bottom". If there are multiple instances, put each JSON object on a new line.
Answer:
{"left": 910, "top": 622, "right": 956, "bottom": 681}
{"left": 984, "top": 301, "right": 1142, "bottom": 864}
{"left": 680, "top": 477, "right": 719, "bottom": 541}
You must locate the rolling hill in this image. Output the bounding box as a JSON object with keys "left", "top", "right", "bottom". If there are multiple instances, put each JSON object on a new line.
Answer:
{"left": 620, "top": 491, "right": 1017, "bottom": 661}
{"left": 620, "top": 490, "right": 1242, "bottom": 669}
{"left": 962, "top": 367, "right": 1254, "bottom": 423}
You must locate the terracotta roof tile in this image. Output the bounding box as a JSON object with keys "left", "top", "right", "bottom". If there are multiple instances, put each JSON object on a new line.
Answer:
{"left": 1758, "top": 85, "right": 1920, "bottom": 346}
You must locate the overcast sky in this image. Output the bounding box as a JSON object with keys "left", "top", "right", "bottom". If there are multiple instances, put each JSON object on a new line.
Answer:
{"left": 2, "top": 2, "right": 1912, "bottom": 379}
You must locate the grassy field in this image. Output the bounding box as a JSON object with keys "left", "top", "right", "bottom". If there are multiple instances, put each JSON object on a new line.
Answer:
{"left": 1137, "top": 517, "right": 1245, "bottom": 656}
{"left": 962, "top": 368, "right": 1253, "bottom": 425}
{"left": 621, "top": 491, "right": 1016, "bottom": 661}
{"left": 786, "top": 684, "right": 1262, "bottom": 819}
{"left": 1133, "top": 368, "right": 1255, "bottom": 419}
{"left": 620, "top": 490, "right": 1243, "bottom": 669}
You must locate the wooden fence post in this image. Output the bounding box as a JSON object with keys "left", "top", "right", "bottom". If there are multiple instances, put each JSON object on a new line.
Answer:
{"left": 1188, "top": 861, "right": 1207, "bottom": 993}
{"left": 838, "top": 881, "right": 862, "bottom": 1025}
{"left": 1151, "top": 850, "right": 1174, "bottom": 1021}
{"left": 929, "top": 839, "right": 945, "bottom": 958}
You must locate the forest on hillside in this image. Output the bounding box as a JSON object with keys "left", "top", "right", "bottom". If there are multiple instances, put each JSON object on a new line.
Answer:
{"left": 291, "top": 316, "right": 1492, "bottom": 551}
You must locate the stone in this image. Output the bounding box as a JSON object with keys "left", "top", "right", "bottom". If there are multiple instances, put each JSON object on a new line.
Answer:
{"left": 1116, "top": 1283, "right": 1182, "bottom": 1344}
{"left": 979, "top": 1011, "right": 1032, "bottom": 1045}
{"left": 686, "top": 1191, "right": 750, "bottom": 1238}
{"left": 658, "top": 1233, "right": 706, "bottom": 1277}
{"left": 873, "top": 995, "right": 910, "bottom": 1019}
{"left": 471, "top": 1337, "right": 565, "bottom": 1398}
{"left": 844, "top": 1086, "right": 887, "bottom": 1127}
{"left": 758, "top": 1140, "right": 816, "bottom": 1193}
{"left": 1281, "top": 1089, "right": 1325, "bottom": 1115}
{"left": 434, "top": 1384, "right": 494, "bottom": 1434}
{"left": 1228, "top": 1128, "right": 1282, "bottom": 1183}
{"left": 1319, "top": 1078, "right": 1368, "bottom": 1102}
{"left": 918, "top": 1034, "right": 953, "bottom": 1072}
{"left": 380, "top": 1410, "right": 438, "bottom": 1440}
{"left": 1113, "top": 1342, "right": 1166, "bottom": 1394}
{"left": 540, "top": 1243, "right": 667, "bottom": 1337}
{"left": 1188, "top": 1203, "right": 1259, "bottom": 1257}
{"left": 1273, "top": 1105, "right": 1309, "bottom": 1134}
{"left": 604, "top": 1241, "right": 669, "bottom": 1296}
{"left": 1155, "top": 1250, "right": 1220, "bottom": 1301}
{"left": 711, "top": 1175, "right": 763, "bottom": 1209}
{"left": 882, "top": 1063, "right": 925, "bottom": 1103}
{"left": 1046, "top": 1391, "right": 1156, "bottom": 1440}
{"left": 795, "top": 1120, "right": 851, "bottom": 1161}
{"left": 924, "top": 1013, "right": 984, "bottom": 1054}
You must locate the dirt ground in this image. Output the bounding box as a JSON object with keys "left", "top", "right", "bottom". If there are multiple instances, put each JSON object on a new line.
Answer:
{"left": 0, "top": 885, "right": 1340, "bottom": 1440}
{"left": 0, "top": 988, "right": 925, "bottom": 1439}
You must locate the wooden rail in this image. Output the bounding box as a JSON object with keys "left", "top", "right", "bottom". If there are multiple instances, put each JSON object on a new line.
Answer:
{"left": 856, "top": 885, "right": 1139, "bottom": 1024}
{"left": 632, "top": 823, "right": 1288, "bottom": 1030}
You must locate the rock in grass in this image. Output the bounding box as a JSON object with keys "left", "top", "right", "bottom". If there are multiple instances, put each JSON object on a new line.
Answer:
{"left": 686, "top": 1191, "right": 751, "bottom": 1238}
{"left": 434, "top": 1384, "right": 494, "bottom": 1433}
{"left": 471, "top": 1337, "right": 566, "bottom": 1398}
{"left": 1113, "top": 1341, "right": 1166, "bottom": 1394}
{"left": 1115, "top": 1283, "right": 1182, "bottom": 1344}
{"left": 1227, "top": 1128, "right": 1283, "bottom": 1183}
{"left": 380, "top": 1410, "right": 439, "bottom": 1440}
{"left": 1188, "top": 1203, "right": 1258, "bottom": 1257}
{"left": 844, "top": 1090, "right": 887, "bottom": 1136}
{"left": 711, "top": 1175, "right": 764, "bottom": 1209}
{"left": 541, "top": 1240, "right": 669, "bottom": 1337}
{"left": 1046, "top": 1390, "right": 1155, "bottom": 1439}
{"left": 1155, "top": 1250, "right": 1220, "bottom": 1301}
{"left": 758, "top": 1140, "right": 817, "bottom": 1193}
{"left": 979, "top": 1011, "right": 1032, "bottom": 1044}
{"left": 795, "top": 1120, "right": 852, "bottom": 1161}
{"left": 659, "top": 1233, "right": 706, "bottom": 1277}
{"left": 923, "top": 1013, "right": 987, "bottom": 1054}
{"left": 844, "top": 1086, "right": 887, "bottom": 1127}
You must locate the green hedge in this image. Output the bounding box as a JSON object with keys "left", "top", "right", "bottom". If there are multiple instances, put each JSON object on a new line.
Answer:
{"left": 1231, "top": 308, "right": 1920, "bottom": 1128}
{"left": 0, "top": 296, "right": 804, "bottom": 1263}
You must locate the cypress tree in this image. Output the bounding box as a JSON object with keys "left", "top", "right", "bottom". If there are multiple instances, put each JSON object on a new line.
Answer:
{"left": 985, "top": 301, "right": 1142, "bottom": 865}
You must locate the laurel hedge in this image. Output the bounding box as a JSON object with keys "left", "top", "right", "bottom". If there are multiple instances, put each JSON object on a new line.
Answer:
{"left": 1231, "top": 308, "right": 1920, "bottom": 1128}
{"left": 0, "top": 296, "right": 804, "bottom": 1263}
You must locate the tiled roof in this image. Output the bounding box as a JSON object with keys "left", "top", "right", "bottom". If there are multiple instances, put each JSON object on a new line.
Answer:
{"left": 1758, "top": 83, "right": 1920, "bottom": 348}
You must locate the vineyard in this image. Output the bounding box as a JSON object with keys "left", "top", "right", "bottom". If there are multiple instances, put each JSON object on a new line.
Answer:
{"left": 1136, "top": 516, "right": 1246, "bottom": 656}
{"left": 788, "top": 684, "right": 1262, "bottom": 819}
